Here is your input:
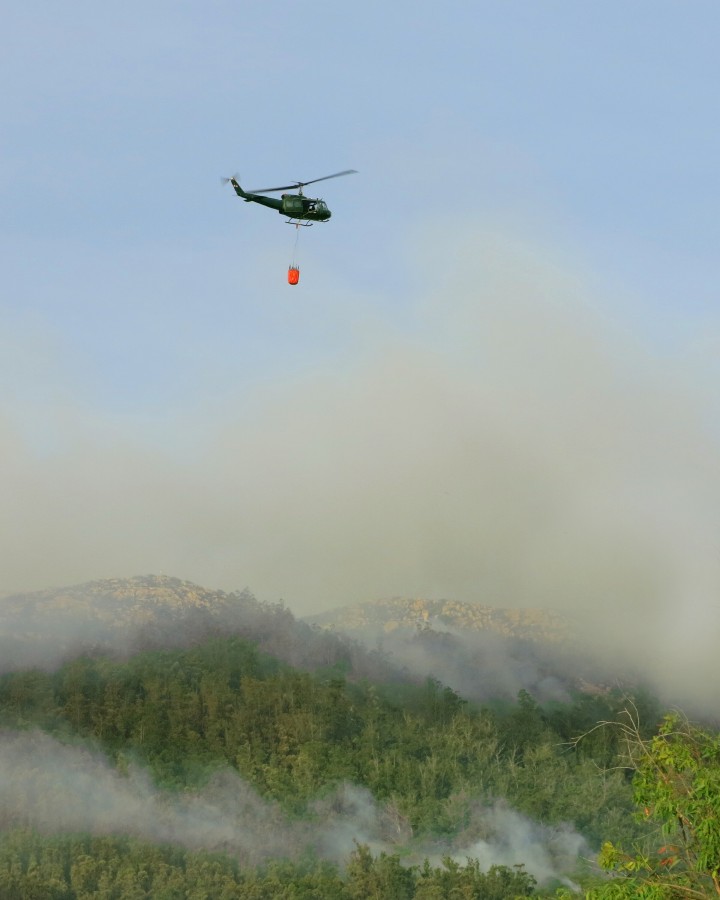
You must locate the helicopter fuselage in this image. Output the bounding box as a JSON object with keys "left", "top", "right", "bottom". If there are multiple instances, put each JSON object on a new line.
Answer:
{"left": 229, "top": 179, "right": 331, "bottom": 222}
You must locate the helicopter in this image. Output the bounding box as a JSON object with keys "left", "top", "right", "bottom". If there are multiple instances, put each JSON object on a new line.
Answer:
{"left": 224, "top": 169, "right": 357, "bottom": 225}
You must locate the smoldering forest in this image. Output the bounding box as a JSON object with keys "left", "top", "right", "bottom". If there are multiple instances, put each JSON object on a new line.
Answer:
{"left": 0, "top": 730, "right": 586, "bottom": 888}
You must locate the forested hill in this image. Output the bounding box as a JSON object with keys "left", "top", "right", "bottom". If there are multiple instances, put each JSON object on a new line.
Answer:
{"left": 2, "top": 577, "right": 718, "bottom": 895}
{"left": 0, "top": 630, "right": 651, "bottom": 895}
{"left": 306, "top": 597, "right": 616, "bottom": 704}
{"left": 0, "top": 575, "right": 397, "bottom": 681}
{"left": 1, "top": 575, "right": 623, "bottom": 702}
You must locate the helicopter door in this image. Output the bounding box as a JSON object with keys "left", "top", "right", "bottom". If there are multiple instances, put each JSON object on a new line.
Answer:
{"left": 281, "top": 195, "right": 304, "bottom": 217}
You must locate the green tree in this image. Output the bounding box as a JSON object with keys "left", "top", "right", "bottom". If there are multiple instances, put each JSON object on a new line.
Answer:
{"left": 415, "top": 857, "right": 536, "bottom": 898}
{"left": 589, "top": 709, "right": 720, "bottom": 898}
{"left": 344, "top": 843, "right": 416, "bottom": 899}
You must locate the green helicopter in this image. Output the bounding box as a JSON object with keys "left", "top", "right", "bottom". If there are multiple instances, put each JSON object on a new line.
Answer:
{"left": 224, "top": 169, "right": 357, "bottom": 225}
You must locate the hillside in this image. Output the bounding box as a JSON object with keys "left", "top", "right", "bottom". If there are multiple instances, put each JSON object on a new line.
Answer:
{"left": 1, "top": 577, "right": 628, "bottom": 703}
{"left": 0, "top": 575, "right": 693, "bottom": 895}
{"left": 307, "top": 597, "right": 615, "bottom": 703}
{"left": 308, "top": 596, "right": 575, "bottom": 643}
{"left": 0, "top": 628, "right": 646, "bottom": 894}
{"left": 0, "top": 575, "right": 397, "bottom": 681}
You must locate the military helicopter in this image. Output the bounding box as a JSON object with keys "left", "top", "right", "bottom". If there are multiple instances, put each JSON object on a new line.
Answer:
{"left": 224, "top": 169, "right": 357, "bottom": 225}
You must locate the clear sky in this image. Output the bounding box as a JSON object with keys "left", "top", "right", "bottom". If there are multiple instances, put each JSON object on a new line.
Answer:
{"left": 3, "top": 0, "right": 720, "bottom": 692}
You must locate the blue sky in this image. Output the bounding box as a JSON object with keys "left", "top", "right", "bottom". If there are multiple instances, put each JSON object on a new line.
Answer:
{"left": 4, "top": 3, "right": 719, "bottom": 384}
{"left": 3, "top": 1, "right": 720, "bottom": 698}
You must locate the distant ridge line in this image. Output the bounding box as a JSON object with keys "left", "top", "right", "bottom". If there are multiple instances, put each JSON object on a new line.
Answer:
{"left": 306, "top": 596, "right": 576, "bottom": 643}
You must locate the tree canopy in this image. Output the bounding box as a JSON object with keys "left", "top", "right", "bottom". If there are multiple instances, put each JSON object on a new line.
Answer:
{"left": 1, "top": 633, "right": 716, "bottom": 896}
{"left": 588, "top": 709, "right": 720, "bottom": 898}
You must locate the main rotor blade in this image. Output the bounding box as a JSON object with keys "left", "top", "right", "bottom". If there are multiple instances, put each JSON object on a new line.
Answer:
{"left": 297, "top": 169, "right": 358, "bottom": 188}
{"left": 249, "top": 169, "right": 358, "bottom": 194}
{"left": 248, "top": 183, "right": 300, "bottom": 194}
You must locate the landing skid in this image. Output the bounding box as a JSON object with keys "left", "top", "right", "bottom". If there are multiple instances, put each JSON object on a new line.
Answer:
{"left": 286, "top": 218, "right": 314, "bottom": 227}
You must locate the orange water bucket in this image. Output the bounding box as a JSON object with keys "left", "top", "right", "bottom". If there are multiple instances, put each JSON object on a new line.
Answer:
{"left": 288, "top": 266, "right": 300, "bottom": 285}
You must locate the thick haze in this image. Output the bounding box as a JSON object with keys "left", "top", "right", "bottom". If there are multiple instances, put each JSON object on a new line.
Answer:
{"left": 4, "top": 231, "right": 718, "bottom": 609}
{"left": 3, "top": 4, "right": 720, "bottom": 703}
{"left": 4, "top": 231, "right": 720, "bottom": 705}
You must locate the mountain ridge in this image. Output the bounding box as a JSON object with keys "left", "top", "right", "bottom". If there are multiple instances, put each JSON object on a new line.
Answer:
{"left": 0, "top": 575, "right": 394, "bottom": 681}
{"left": 305, "top": 595, "right": 615, "bottom": 703}
{"left": 307, "top": 595, "right": 576, "bottom": 644}
{"left": 0, "top": 576, "right": 612, "bottom": 702}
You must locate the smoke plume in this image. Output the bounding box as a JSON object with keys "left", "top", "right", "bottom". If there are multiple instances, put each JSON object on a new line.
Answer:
{"left": 0, "top": 730, "right": 588, "bottom": 885}
{"left": 2, "top": 226, "right": 719, "bottom": 708}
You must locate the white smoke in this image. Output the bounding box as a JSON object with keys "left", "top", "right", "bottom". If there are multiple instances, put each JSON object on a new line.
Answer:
{"left": 0, "top": 730, "right": 589, "bottom": 885}
{"left": 0, "top": 730, "right": 297, "bottom": 864}
{"left": 0, "top": 731, "right": 410, "bottom": 864}
{"left": 450, "top": 801, "right": 588, "bottom": 890}
{"left": 2, "top": 225, "right": 719, "bottom": 709}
